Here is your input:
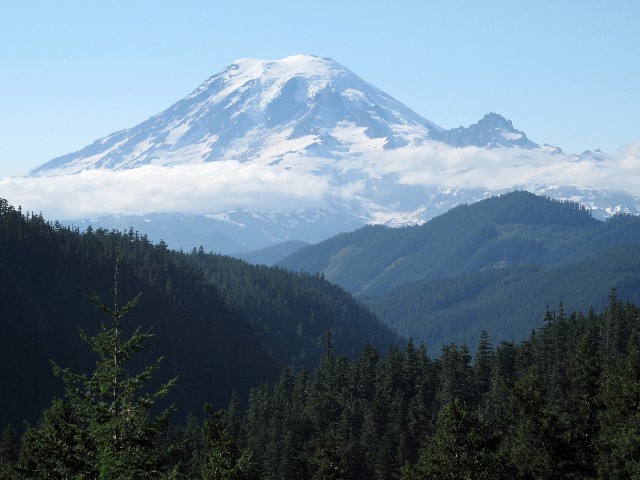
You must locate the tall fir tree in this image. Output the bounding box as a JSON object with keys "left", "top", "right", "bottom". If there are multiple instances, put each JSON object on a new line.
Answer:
{"left": 402, "top": 399, "right": 495, "bottom": 480}
{"left": 199, "top": 406, "right": 258, "bottom": 480}
{"left": 19, "top": 250, "right": 178, "bottom": 479}
{"left": 598, "top": 328, "right": 640, "bottom": 478}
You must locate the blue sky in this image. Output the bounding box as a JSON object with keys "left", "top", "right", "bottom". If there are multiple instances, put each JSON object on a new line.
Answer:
{"left": 1, "top": 1, "right": 638, "bottom": 177}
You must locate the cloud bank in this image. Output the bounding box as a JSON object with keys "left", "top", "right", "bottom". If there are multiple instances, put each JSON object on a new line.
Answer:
{"left": 1, "top": 142, "right": 639, "bottom": 221}
{"left": 0, "top": 161, "right": 330, "bottom": 219}
{"left": 365, "top": 141, "right": 640, "bottom": 194}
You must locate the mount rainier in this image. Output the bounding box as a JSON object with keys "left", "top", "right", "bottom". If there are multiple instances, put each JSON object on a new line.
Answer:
{"left": 31, "top": 55, "right": 640, "bottom": 255}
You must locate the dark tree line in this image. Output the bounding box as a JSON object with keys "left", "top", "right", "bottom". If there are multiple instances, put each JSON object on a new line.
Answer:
{"left": 225, "top": 293, "right": 640, "bottom": 479}
{"left": 4, "top": 291, "right": 639, "bottom": 479}
{"left": 2, "top": 196, "right": 640, "bottom": 478}
{"left": 0, "top": 197, "right": 398, "bottom": 430}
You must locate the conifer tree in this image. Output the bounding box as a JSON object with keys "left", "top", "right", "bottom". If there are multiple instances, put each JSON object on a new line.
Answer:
{"left": 402, "top": 399, "right": 494, "bottom": 480}
{"left": 473, "top": 330, "right": 494, "bottom": 412}
{"left": 436, "top": 344, "right": 474, "bottom": 408}
{"left": 199, "top": 406, "right": 257, "bottom": 480}
{"left": 598, "top": 328, "right": 640, "bottom": 478}
{"left": 505, "top": 369, "right": 558, "bottom": 479}
{"left": 19, "top": 398, "right": 86, "bottom": 478}
{"left": 20, "top": 251, "right": 178, "bottom": 479}
{"left": 0, "top": 423, "right": 20, "bottom": 479}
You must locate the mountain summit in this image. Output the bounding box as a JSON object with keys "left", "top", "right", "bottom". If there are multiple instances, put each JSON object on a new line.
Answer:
{"left": 434, "top": 112, "right": 539, "bottom": 149}
{"left": 33, "top": 55, "right": 444, "bottom": 175}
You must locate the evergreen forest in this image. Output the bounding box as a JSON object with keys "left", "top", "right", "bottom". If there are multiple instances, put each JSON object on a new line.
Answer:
{"left": 279, "top": 191, "right": 640, "bottom": 351}
{"left": 2, "top": 195, "right": 640, "bottom": 478}
{"left": 0, "top": 197, "right": 397, "bottom": 430}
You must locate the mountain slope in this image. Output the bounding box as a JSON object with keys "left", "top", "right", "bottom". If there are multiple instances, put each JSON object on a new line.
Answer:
{"left": 32, "top": 55, "right": 442, "bottom": 175}
{"left": 366, "top": 245, "right": 640, "bottom": 351}
{"left": 0, "top": 197, "right": 398, "bottom": 428}
{"left": 277, "top": 192, "right": 640, "bottom": 349}
{"left": 185, "top": 252, "right": 400, "bottom": 369}
{"left": 278, "top": 191, "right": 624, "bottom": 296}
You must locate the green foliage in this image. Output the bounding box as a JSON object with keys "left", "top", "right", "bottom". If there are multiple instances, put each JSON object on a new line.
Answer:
{"left": 402, "top": 399, "right": 495, "bottom": 480}
{"left": 185, "top": 250, "right": 400, "bottom": 369}
{"left": 230, "top": 298, "right": 640, "bottom": 479}
{"left": 598, "top": 328, "right": 640, "bottom": 478}
{"left": 19, "top": 260, "right": 178, "bottom": 479}
{"left": 0, "top": 423, "right": 19, "bottom": 466}
{"left": 279, "top": 191, "right": 640, "bottom": 351}
{"left": 199, "top": 407, "right": 258, "bottom": 480}
{"left": 436, "top": 344, "right": 473, "bottom": 408}
{"left": 19, "top": 398, "right": 88, "bottom": 478}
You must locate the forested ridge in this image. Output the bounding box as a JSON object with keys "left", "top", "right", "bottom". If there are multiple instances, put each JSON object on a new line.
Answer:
{"left": 366, "top": 243, "right": 640, "bottom": 351}
{"left": 278, "top": 191, "right": 606, "bottom": 295}
{"left": 0, "top": 198, "right": 398, "bottom": 430}
{"left": 3, "top": 287, "right": 640, "bottom": 478}
{"left": 279, "top": 191, "right": 640, "bottom": 350}
{"left": 2, "top": 194, "right": 640, "bottom": 478}
{"left": 185, "top": 250, "right": 398, "bottom": 369}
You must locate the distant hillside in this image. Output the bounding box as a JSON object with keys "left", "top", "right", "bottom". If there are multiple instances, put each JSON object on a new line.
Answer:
{"left": 231, "top": 240, "right": 308, "bottom": 265}
{"left": 366, "top": 245, "right": 640, "bottom": 351}
{"left": 186, "top": 252, "right": 399, "bottom": 369}
{"left": 0, "top": 198, "right": 398, "bottom": 428}
{"left": 279, "top": 192, "right": 614, "bottom": 294}
{"left": 278, "top": 192, "right": 640, "bottom": 349}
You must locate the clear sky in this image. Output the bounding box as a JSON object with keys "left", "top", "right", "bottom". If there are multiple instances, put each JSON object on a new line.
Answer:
{"left": 1, "top": 1, "right": 638, "bottom": 177}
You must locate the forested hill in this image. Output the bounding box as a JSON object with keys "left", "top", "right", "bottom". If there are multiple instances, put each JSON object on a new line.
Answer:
{"left": 185, "top": 251, "right": 399, "bottom": 369}
{"left": 278, "top": 191, "right": 637, "bottom": 296}
{"left": 3, "top": 190, "right": 640, "bottom": 477}
{"left": 227, "top": 294, "right": 640, "bottom": 479}
{"left": 0, "top": 198, "right": 398, "bottom": 428}
{"left": 278, "top": 191, "right": 640, "bottom": 350}
{"left": 367, "top": 244, "right": 640, "bottom": 350}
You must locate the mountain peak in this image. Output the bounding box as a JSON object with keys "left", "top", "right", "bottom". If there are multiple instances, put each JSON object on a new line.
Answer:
{"left": 219, "top": 55, "right": 347, "bottom": 86}
{"left": 32, "top": 55, "right": 440, "bottom": 175}
{"left": 234, "top": 54, "right": 336, "bottom": 70}
{"left": 433, "top": 112, "right": 539, "bottom": 149}
{"left": 477, "top": 112, "right": 514, "bottom": 130}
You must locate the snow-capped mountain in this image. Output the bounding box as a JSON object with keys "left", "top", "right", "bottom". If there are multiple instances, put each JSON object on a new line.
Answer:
{"left": 32, "top": 55, "right": 442, "bottom": 175}
{"left": 433, "top": 112, "right": 540, "bottom": 149}
{"left": 30, "top": 55, "right": 640, "bottom": 255}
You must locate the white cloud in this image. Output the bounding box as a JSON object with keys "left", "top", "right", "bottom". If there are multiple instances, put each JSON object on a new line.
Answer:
{"left": 0, "top": 161, "right": 330, "bottom": 219}
{"left": 617, "top": 140, "right": 640, "bottom": 173}
{"left": 359, "top": 141, "right": 640, "bottom": 195}
{"left": 1, "top": 142, "right": 639, "bottom": 221}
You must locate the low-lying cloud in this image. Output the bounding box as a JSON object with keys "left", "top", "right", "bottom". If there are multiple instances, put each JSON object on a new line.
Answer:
{"left": 365, "top": 141, "right": 640, "bottom": 194}
{"left": 0, "top": 161, "right": 330, "bottom": 219}
{"left": 1, "top": 141, "right": 639, "bottom": 221}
